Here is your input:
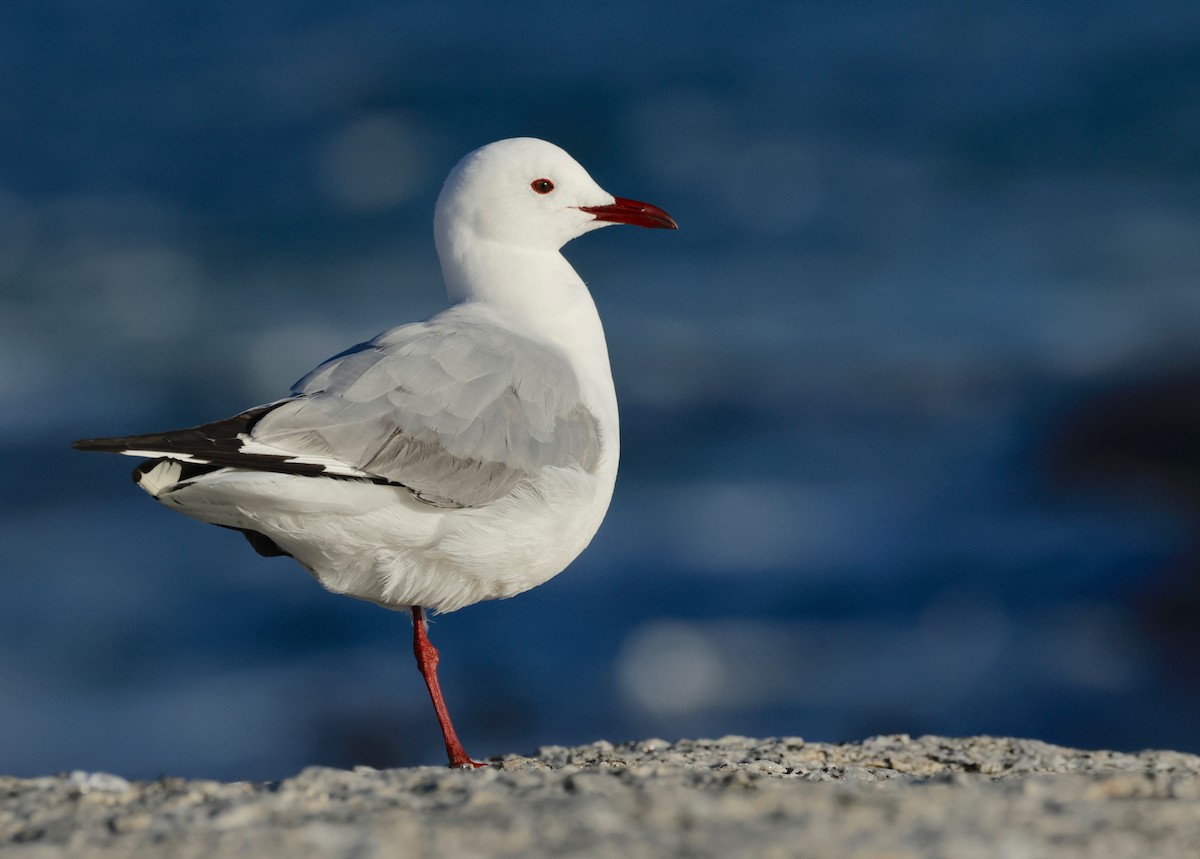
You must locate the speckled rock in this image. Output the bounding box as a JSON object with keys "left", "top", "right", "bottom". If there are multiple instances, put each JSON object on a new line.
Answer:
{"left": 3, "top": 735, "right": 1200, "bottom": 858}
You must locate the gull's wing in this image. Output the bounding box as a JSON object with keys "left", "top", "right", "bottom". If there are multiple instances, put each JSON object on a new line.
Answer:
{"left": 75, "top": 309, "right": 603, "bottom": 509}
{"left": 256, "top": 311, "right": 603, "bottom": 506}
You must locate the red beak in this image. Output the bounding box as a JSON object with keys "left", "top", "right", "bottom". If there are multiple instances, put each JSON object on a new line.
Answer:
{"left": 580, "top": 196, "right": 678, "bottom": 230}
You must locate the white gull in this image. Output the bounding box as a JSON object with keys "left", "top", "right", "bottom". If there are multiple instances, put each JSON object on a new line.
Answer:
{"left": 74, "top": 137, "right": 677, "bottom": 768}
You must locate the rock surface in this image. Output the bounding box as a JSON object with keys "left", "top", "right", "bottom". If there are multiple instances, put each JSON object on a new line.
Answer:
{"left": 4, "top": 735, "right": 1200, "bottom": 858}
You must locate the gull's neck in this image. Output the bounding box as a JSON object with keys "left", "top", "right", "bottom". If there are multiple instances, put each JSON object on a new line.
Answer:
{"left": 437, "top": 231, "right": 617, "bottom": 420}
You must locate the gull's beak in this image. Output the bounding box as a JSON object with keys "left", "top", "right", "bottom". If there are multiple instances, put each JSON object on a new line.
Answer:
{"left": 580, "top": 196, "right": 678, "bottom": 230}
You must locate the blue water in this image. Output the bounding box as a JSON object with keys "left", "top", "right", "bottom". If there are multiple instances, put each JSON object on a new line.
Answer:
{"left": 3, "top": 1, "right": 1200, "bottom": 780}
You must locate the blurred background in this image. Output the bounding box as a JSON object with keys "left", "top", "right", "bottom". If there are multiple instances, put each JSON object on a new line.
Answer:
{"left": 3, "top": 1, "right": 1200, "bottom": 780}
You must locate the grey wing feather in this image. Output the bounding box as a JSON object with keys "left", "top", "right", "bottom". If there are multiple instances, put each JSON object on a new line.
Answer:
{"left": 250, "top": 313, "right": 602, "bottom": 508}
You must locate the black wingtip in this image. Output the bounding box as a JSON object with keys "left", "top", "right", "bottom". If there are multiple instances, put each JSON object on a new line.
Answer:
{"left": 72, "top": 437, "right": 125, "bottom": 453}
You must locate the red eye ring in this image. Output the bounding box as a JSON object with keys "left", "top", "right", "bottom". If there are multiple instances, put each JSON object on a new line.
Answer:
{"left": 531, "top": 178, "right": 554, "bottom": 194}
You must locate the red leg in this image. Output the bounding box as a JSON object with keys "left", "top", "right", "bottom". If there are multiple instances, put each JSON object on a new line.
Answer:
{"left": 411, "top": 606, "right": 486, "bottom": 769}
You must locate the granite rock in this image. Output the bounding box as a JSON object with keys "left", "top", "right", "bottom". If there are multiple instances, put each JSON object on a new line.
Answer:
{"left": 3, "top": 735, "right": 1200, "bottom": 858}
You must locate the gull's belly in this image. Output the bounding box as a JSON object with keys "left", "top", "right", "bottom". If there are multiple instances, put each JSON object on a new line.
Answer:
{"left": 158, "top": 461, "right": 616, "bottom": 614}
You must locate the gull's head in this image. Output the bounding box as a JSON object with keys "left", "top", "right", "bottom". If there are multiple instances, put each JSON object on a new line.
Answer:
{"left": 435, "top": 138, "right": 677, "bottom": 253}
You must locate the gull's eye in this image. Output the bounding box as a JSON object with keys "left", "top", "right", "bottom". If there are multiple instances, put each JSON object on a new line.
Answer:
{"left": 531, "top": 178, "right": 554, "bottom": 195}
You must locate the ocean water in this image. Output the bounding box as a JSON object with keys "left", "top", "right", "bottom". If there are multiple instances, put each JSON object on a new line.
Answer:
{"left": 2, "top": 1, "right": 1200, "bottom": 779}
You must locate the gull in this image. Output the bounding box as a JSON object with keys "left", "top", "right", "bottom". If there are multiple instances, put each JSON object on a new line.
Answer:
{"left": 73, "top": 137, "right": 676, "bottom": 768}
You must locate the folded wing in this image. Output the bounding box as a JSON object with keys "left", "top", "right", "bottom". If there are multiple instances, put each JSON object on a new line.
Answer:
{"left": 75, "top": 310, "right": 603, "bottom": 509}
